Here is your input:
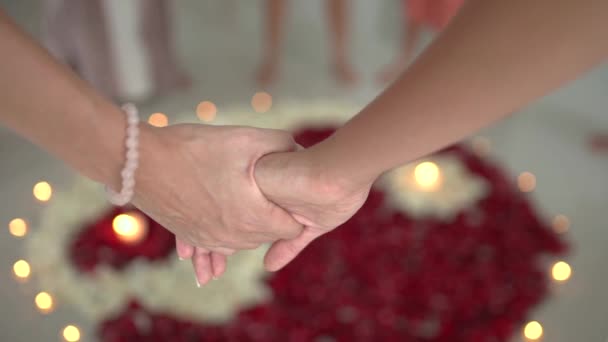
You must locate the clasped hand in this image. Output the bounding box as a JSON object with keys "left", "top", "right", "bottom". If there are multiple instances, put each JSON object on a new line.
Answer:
{"left": 132, "top": 123, "right": 370, "bottom": 286}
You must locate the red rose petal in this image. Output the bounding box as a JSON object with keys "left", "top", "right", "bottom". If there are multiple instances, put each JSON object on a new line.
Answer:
{"left": 94, "top": 128, "right": 568, "bottom": 341}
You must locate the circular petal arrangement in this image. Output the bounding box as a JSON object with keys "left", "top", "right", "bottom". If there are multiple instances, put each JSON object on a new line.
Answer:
{"left": 25, "top": 180, "right": 271, "bottom": 323}
{"left": 22, "top": 102, "right": 568, "bottom": 341}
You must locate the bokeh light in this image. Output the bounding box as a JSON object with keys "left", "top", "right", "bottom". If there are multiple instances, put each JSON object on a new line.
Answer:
{"left": 196, "top": 101, "right": 217, "bottom": 122}
{"left": 8, "top": 218, "right": 28, "bottom": 237}
{"left": 62, "top": 325, "right": 81, "bottom": 342}
{"left": 33, "top": 181, "right": 52, "bottom": 202}
{"left": 414, "top": 161, "right": 441, "bottom": 191}
{"left": 251, "top": 92, "right": 272, "bottom": 113}
{"left": 13, "top": 260, "right": 31, "bottom": 280}
{"left": 112, "top": 212, "right": 148, "bottom": 244}
{"left": 35, "top": 291, "right": 54, "bottom": 314}
{"left": 552, "top": 261, "right": 572, "bottom": 282}
{"left": 552, "top": 214, "right": 570, "bottom": 234}
{"left": 523, "top": 321, "right": 543, "bottom": 340}
{"left": 517, "top": 172, "right": 536, "bottom": 192}
{"left": 148, "top": 113, "right": 168, "bottom": 127}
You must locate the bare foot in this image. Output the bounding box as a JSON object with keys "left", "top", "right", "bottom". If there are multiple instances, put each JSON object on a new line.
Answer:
{"left": 332, "top": 60, "right": 357, "bottom": 87}
{"left": 255, "top": 60, "right": 279, "bottom": 88}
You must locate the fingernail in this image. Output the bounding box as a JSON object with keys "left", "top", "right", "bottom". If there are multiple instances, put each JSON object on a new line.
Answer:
{"left": 195, "top": 277, "right": 201, "bottom": 288}
{"left": 212, "top": 276, "right": 218, "bottom": 281}
{"left": 178, "top": 256, "right": 184, "bottom": 261}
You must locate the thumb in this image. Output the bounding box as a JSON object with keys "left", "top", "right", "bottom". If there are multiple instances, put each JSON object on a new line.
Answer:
{"left": 263, "top": 227, "right": 324, "bottom": 272}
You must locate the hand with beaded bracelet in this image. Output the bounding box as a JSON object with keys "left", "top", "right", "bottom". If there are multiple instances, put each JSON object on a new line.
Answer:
{"left": 0, "top": 10, "right": 303, "bottom": 287}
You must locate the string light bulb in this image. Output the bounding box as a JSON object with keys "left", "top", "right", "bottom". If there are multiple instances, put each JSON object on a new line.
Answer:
{"left": 62, "top": 325, "right": 81, "bottom": 342}
{"left": 517, "top": 172, "right": 536, "bottom": 192}
{"left": 523, "top": 321, "right": 543, "bottom": 340}
{"left": 33, "top": 181, "right": 53, "bottom": 202}
{"left": 413, "top": 161, "right": 441, "bottom": 191}
{"left": 196, "top": 101, "right": 217, "bottom": 122}
{"left": 112, "top": 212, "right": 148, "bottom": 244}
{"left": 8, "top": 218, "right": 28, "bottom": 237}
{"left": 552, "top": 261, "right": 572, "bottom": 282}
{"left": 552, "top": 214, "right": 570, "bottom": 234}
{"left": 251, "top": 92, "right": 272, "bottom": 113}
{"left": 13, "top": 259, "right": 31, "bottom": 280}
{"left": 148, "top": 113, "right": 168, "bottom": 127}
{"left": 35, "top": 291, "right": 54, "bottom": 314}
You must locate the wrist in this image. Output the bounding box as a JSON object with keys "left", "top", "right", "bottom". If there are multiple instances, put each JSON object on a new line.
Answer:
{"left": 298, "top": 147, "right": 372, "bottom": 200}
{"left": 304, "top": 137, "right": 380, "bottom": 192}
{"left": 57, "top": 98, "right": 125, "bottom": 188}
{"left": 87, "top": 102, "right": 162, "bottom": 195}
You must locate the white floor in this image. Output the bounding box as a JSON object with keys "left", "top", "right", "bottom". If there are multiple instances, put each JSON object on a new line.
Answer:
{"left": 1, "top": 1, "right": 608, "bottom": 341}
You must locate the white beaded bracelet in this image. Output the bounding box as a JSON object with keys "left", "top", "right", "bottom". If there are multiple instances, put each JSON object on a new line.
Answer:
{"left": 105, "top": 103, "right": 140, "bottom": 206}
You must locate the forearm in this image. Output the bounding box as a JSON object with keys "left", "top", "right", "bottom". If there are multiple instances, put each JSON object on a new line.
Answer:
{"left": 0, "top": 10, "right": 151, "bottom": 188}
{"left": 309, "top": 0, "right": 608, "bottom": 186}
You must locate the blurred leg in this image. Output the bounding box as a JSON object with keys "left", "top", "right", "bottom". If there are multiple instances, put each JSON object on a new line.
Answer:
{"left": 256, "top": 0, "right": 286, "bottom": 87}
{"left": 403, "top": 19, "right": 423, "bottom": 62}
{"left": 377, "top": 0, "right": 422, "bottom": 84}
{"left": 41, "top": 0, "right": 72, "bottom": 64}
{"left": 326, "top": 0, "right": 357, "bottom": 85}
{"left": 73, "top": 0, "right": 121, "bottom": 100}
{"left": 141, "top": 0, "right": 190, "bottom": 95}
{"left": 41, "top": 0, "right": 119, "bottom": 99}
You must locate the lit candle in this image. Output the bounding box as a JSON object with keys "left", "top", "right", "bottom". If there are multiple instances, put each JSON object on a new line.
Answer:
{"left": 33, "top": 181, "right": 53, "bottom": 202}
{"left": 8, "top": 218, "right": 28, "bottom": 237}
{"left": 35, "top": 291, "right": 54, "bottom": 314}
{"left": 413, "top": 161, "right": 441, "bottom": 191}
{"left": 62, "top": 325, "right": 81, "bottom": 342}
{"left": 112, "top": 212, "right": 148, "bottom": 244}
{"left": 551, "top": 261, "right": 572, "bottom": 282}
{"left": 523, "top": 321, "right": 543, "bottom": 340}
{"left": 13, "top": 259, "right": 31, "bottom": 281}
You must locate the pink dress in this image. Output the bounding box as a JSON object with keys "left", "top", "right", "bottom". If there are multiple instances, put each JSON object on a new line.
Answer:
{"left": 405, "top": 0, "right": 465, "bottom": 30}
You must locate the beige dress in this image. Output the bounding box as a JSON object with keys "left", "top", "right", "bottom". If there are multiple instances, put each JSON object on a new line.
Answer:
{"left": 41, "top": 0, "right": 186, "bottom": 101}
